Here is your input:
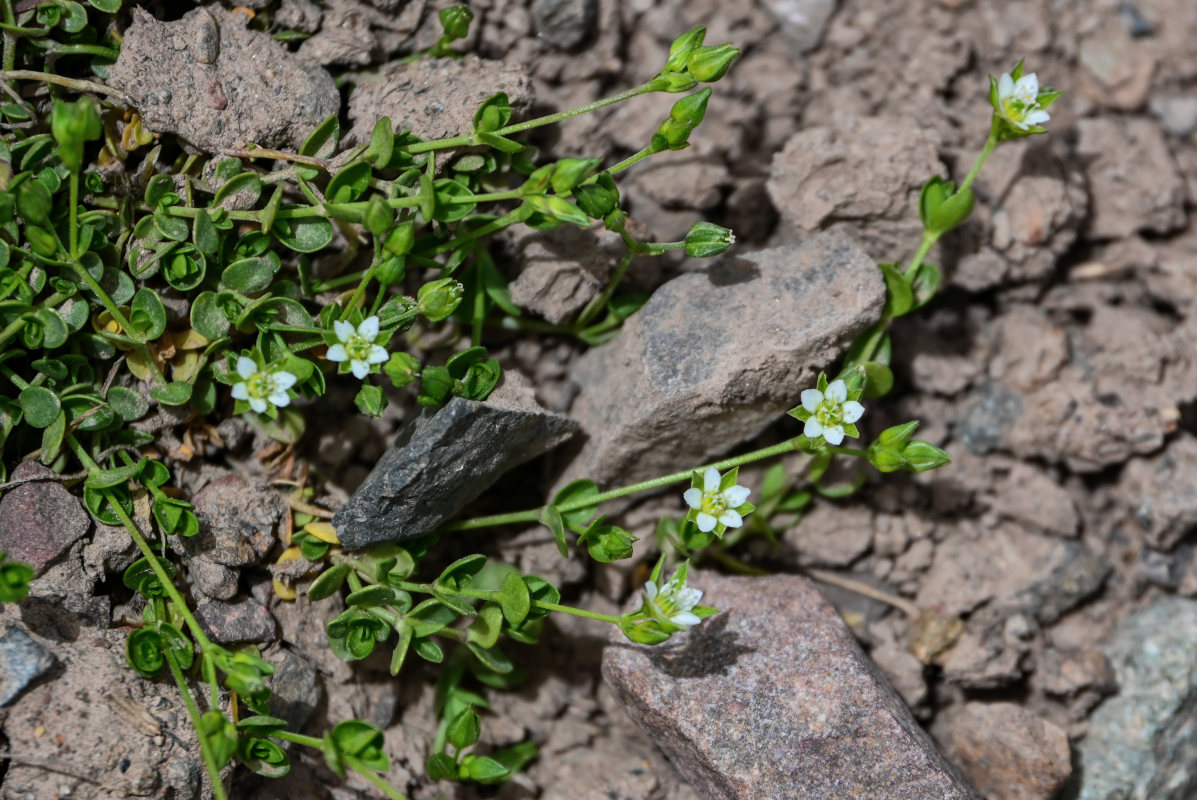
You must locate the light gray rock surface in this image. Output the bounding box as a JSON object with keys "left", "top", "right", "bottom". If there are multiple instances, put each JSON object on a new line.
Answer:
{"left": 334, "top": 377, "right": 578, "bottom": 548}
{"left": 602, "top": 571, "right": 981, "bottom": 800}
{"left": 1077, "top": 595, "right": 1197, "bottom": 800}
{"left": 561, "top": 231, "right": 884, "bottom": 487}
{"left": 0, "top": 626, "right": 55, "bottom": 706}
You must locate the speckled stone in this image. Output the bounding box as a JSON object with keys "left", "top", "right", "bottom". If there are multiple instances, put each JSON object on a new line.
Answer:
{"left": 602, "top": 571, "right": 981, "bottom": 800}
{"left": 0, "top": 462, "right": 90, "bottom": 576}
{"left": 561, "top": 231, "right": 884, "bottom": 488}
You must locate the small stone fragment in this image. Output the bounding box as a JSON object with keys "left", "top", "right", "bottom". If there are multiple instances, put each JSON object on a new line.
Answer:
{"left": 1075, "top": 117, "right": 1187, "bottom": 239}
{"left": 1033, "top": 647, "right": 1117, "bottom": 719}
{"left": 603, "top": 572, "right": 981, "bottom": 800}
{"left": 761, "top": 0, "right": 838, "bottom": 53}
{"left": 189, "top": 556, "right": 240, "bottom": 600}
{"left": 1076, "top": 596, "right": 1197, "bottom": 800}
{"left": 0, "top": 627, "right": 56, "bottom": 706}
{"left": 1118, "top": 433, "right": 1197, "bottom": 550}
{"left": 561, "top": 231, "right": 884, "bottom": 487}
{"left": 333, "top": 378, "right": 578, "bottom": 548}
{"left": 195, "top": 596, "right": 277, "bottom": 644}
{"left": 1150, "top": 95, "right": 1197, "bottom": 136}
{"left": 268, "top": 648, "right": 323, "bottom": 731}
{"left": 532, "top": 0, "right": 598, "bottom": 50}
{"left": 507, "top": 225, "right": 634, "bottom": 324}
{"left": 346, "top": 55, "right": 533, "bottom": 147}
{"left": 107, "top": 8, "right": 340, "bottom": 152}
{"left": 785, "top": 504, "right": 873, "bottom": 567}
{"left": 946, "top": 702, "right": 1072, "bottom": 800}
{"left": 181, "top": 473, "right": 282, "bottom": 567}
{"left": 0, "top": 462, "right": 90, "bottom": 576}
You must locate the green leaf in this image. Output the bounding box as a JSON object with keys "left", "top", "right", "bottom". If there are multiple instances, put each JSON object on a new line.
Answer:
{"left": 308, "top": 563, "right": 351, "bottom": 600}
{"left": 355, "top": 383, "right": 386, "bottom": 417}
{"left": 85, "top": 459, "right": 143, "bottom": 489}
{"left": 38, "top": 411, "right": 66, "bottom": 464}
{"left": 466, "top": 603, "right": 503, "bottom": 649}
{"left": 879, "top": 262, "right": 913, "bottom": 318}
{"left": 126, "top": 628, "right": 165, "bottom": 677}
{"left": 221, "top": 255, "right": 279, "bottom": 294}
{"left": 326, "top": 162, "right": 372, "bottom": 203}
{"left": 445, "top": 706, "right": 481, "bottom": 751}
{"left": 0, "top": 556, "right": 35, "bottom": 603}
{"left": 467, "top": 642, "right": 512, "bottom": 674}
{"left": 298, "top": 116, "right": 339, "bottom": 180}
{"left": 521, "top": 575, "right": 560, "bottom": 620}
{"left": 191, "top": 291, "right": 230, "bottom": 341}
{"left": 431, "top": 178, "right": 476, "bottom": 222}
{"left": 121, "top": 555, "right": 177, "bottom": 599}
{"left": 413, "top": 636, "right": 444, "bottom": 663}
{"left": 461, "top": 754, "right": 511, "bottom": 785}
{"left": 193, "top": 207, "right": 220, "bottom": 257}
{"left": 150, "top": 382, "right": 193, "bottom": 406}
{"left": 213, "top": 172, "right": 262, "bottom": 209}
{"left": 551, "top": 479, "right": 600, "bottom": 532}
{"left": 18, "top": 385, "right": 61, "bottom": 428}
{"left": 909, "top": 261, "right": 941, "bottom": 310}
{"left": 129, "top": 287, "right": 167, "bottom": 341}
{"left": 87, "top": 0, "right": 122, "bottom": 13}
{"left": 497, "top": 572, "right": 531, "bottom": 625}
{"left": 408, "top": 599, "right": 458, "bottom": 637}
{"left": 15, "top": 177, "right": 51, "bottom": 225}
{"left": 363, "top": 117, "right": 394, "bottom": 167}
{"left": 426, "top": 752, "right": 459, "bottom": 781}
{"left": 345, "top": 584, "right": 398, "bottom": 607}
{"left": 199, "top": 711, "right": 239, "bottom": 771}
{"left": 237, "top": 736, "right": 291, "bottom": 778}
{"left": 390, "top": 625, "right": 413, "bottom": 675}
{"left": 860, "top": 361, "right": 894, "bottom": 399}
{"left": 273, "top": 213, "right": 334, "bottom": 253}
{"left": 33, "top": 307, "right": 68, "bottom": 349}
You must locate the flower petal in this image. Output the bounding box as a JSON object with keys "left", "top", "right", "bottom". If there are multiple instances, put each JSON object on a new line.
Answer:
{"left": 333, "top": 320, "right": 355, "bottom": 342}
{"left": 671, "top": 611, "right": 701, "bottom": 627}
{"left": 231, "top": 382, "right": 249, "bottom": 400}
{"left": 350, "top": 360, "right": 369, "bottom": 380}
{"left": 273, "top": 371, "right": 298, "bottom": 390}
{"left": 804, "top": 418, "right": 824, "bottom": 439}
{"left": 269, "top": 390, "right": 291, "bottom": 408}
{"left": 367, "top": 345, "right": 388, "bottom": 365}
{"left": 703, "top": 466, "right": 721, "bottom": 493}
{"left": 236, "top": 356, "right": 257, "bottom": 379}
{"left": 326, "top": 344, "right": 348, "bottom": 362}
{"left": 677, "top": 586, "right": 703, "bottom": 608}
{"left": 1026, "top": 109, "right": 1051, "bottom": 125}
{"left": 724, "top": 485, "right": 751, "bottom": 506}
{"left": 696, "top": 512, "right": 717, "bottom": 533}
{"left": 643, "top": 580, "right": 658, "bottom": 601}
{"left": 683, "top": 487, "right": 703, "bottom": 510}
{"left": 842, "top": 400, "right": 865, "bottom": 424}
{"left": 358, "top": 315, "right": 380, "bottom": 340}
{"left": 1015, "top": 73, "right": 1039, "bottom": 100}
{"left": 998, "top": 72, "right": 1014, "bottom": 100}
{"left": 718, "top": 509, "right": 743, "bottom": 528}
{"left": 823, "top": 425, "right": 845, "bottom": 446}
{"left": 248, "top": 396, "right": 267, "bottom": 414}
{"left": 801, "top": 388, "right": 823, "bottom": 412}
{"left": 826, "top": 379, "right": 848, "bottom": 404}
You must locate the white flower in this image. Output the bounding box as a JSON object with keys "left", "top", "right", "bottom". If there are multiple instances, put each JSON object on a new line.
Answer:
{"left": 800, "top": 378, "right": 864, "bottom": 446}
{"left": 230, "top": 356, "right": 297, "bottom": 414}
{"left": 996, "top": 72, "right": 1051, "bottom": 130}
{"left": 643, "top": 565, "right": 703, "bottom": 628}
{"left": 683, "top": 466, "right": 751, "bottom": 534}
{"left": 326, "top": 315, "right": 388, "bottom": 379}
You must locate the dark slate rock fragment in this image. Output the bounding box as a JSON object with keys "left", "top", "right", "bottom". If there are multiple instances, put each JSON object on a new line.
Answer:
{"left": 333, "top": 382, "right": 577, "bottom": 549}
{"left": 0, "top": 627, "right": 56, "bottom": 706}
{"left": 195, "top": 596, "right": 277, "bottom": 644}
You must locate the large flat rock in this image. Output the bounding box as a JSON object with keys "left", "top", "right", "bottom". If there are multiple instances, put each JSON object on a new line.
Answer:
{"left": 562, "top": 230, "right": 884, "bottom": 487}
{"left": 602, "top": 571, "right": 981, "bottom": 800}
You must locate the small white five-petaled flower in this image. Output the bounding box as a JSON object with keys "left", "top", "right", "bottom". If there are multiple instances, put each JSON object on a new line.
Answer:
{"left": 684, "top": 466, "right": 751, "bottom": 533}
{"left": 643, "top": 565, "right": 703, "bottom": 629}
{"left": 231, "top": 356, "right": 297, "bottom": 414}
{"left": 327, "top": 315, "right": 388, "bottom": 379}
{"left": 800, "top": 379, "right": 865, "bottom": 446}
{"left": 996, "top": 71, "right": 1051, "bottom": 130}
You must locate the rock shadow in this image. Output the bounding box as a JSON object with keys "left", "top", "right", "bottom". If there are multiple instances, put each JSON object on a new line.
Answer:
{"left": 705, "top": 257, "right": 760, "bottom": 287}
{"left": 645, "top": 613, "right": 754, "bottom": 678}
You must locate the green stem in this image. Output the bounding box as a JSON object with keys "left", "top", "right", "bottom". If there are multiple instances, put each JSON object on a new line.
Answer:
{"left": 604, "top": 145, "right": 656, "bottom": 178}
{"left": 44, "top": 43, "right": 120, "bottom": 60}
{"left": 344, "top": 757, "right": 410, "bottom": 800}
{"left": 441, "top": 437, "right": 804, "bottom": 532}
{"left": 428, "top": 205, "right": 532, "bottom": 260}
{"left": 164, "top": 650, "right": 229, "bottom": 800}
{"left": 308, "top": 269, "right": 368, "bottom": 293}
{"left": 0, "top": 70, "right": 122, "bottom": 96}
{"left": 576, "top": 250, "right": 634, "bottom": 327}
{"left": 67, "top": 438, "right": 214, "bottom": 651}
{"left": 901, "top": 231, "right": 938, "bottom": 280}
{"left": 68, "top": 169, "right": 78, "bottom": 257}
{"left": 1, "top": 0, "right": 16, "bottom": 78}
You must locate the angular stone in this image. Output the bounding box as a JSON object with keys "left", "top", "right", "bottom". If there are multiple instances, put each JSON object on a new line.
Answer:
{"left": 1077, "top": 596, "right": 1197, "bottom": 800}
{"left": 0, "top": 626, "right": 56, "bottom": 706}
{"left": 195, "top": 596, "right": 277, "bottom": 644}
{"left": 602, "top": 572, "right": 981, "bottom": 800}
{"left": 562, "top": 231, "right": 884, "bottom": 487}
{"left": 107, "top": 7, "right": 340, "bottom": 152}
{"left": 0, "top": 462, "right": 90, "bottom": 576}
{"left": 268, "top": 648, "right": 322, "bottom": 732}
{"left": 177, "top": 473, "right": 281, "bottom": 568}
{"left": 1118, "top": 433, "right": 1197, "bottom": 550}
{"left": 532, "top": 0, "right": 599, "bottom": 50}
{"left": 946, "top": 702, "right": 1072, "bottom": 800}
{"left": 333, "top": 378, "right": 578, "bottom": 548}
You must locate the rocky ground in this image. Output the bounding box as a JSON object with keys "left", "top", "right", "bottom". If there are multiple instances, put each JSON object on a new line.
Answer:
{"left": 3, "top": 0, "right": 1197, "bottom": 798}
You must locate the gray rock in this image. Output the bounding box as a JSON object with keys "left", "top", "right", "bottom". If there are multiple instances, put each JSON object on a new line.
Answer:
{"left": 333, "top": 377, "right": 578, "bottom": 548}
{"left": 195, "top": 596, "right": 277, "bottom": 644}
{"left": 1150, "top": 95, "right": 1197, "bottom": 137}
{"left": 269, "top": 648, "right": 322, "bottom": 731}
{"left": 602, "top": 571, "right": 981, "bottom": 800}
{"left": 0, "top": 627, "right": 56, "bottom": 706}
{"left": 532, "top": 0, "right": 598, "bottom": 50}
{"left": 0, "top": 462, "right": 90, "bottom": 576}
{"left": 1077, "top": 596, "right": 1197, "bottom": 800}
{"left": 762, "top": 0, "right": 838, "bottom": 53}
{"left": 561, "top": 231, "right": 885, "bottom": 488}
{"left": 190, "top": 556, "right": 240, "bottom": 600}
{"left": 955, "top": 382, "right": 1024, "bottom": 456}
{"left": 1119, "top": 434, "right": 1197, "bottom": 550}
{"left": 179, "top": 473, "right": 282, "bottom": 567}
{"left": 107, "top": 7, "right": 340, "bottom": 152}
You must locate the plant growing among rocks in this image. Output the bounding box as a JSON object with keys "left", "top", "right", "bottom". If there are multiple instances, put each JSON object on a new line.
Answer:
{"left": 0, "top": 1, "right": 1059, "bottom": 796}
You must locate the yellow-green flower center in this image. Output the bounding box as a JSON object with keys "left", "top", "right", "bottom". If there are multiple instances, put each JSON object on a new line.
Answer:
{"left": 815, "top": 400, "right": 843, "bottom": 428}
{"left": 701, "top": 492, "right": 727, "bottom": 516}
{"left": 246, "top": 371, "right": 278, "bottom": 400}
{"left": 344, "top": 335, "right": 374, "bottom": 361}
